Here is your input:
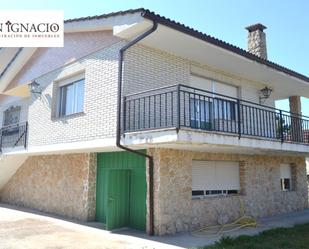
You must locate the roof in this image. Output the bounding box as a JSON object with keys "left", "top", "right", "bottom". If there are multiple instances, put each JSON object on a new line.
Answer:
{"left": 1, "top": 8, "right": 309, "bottom": 86}
{"left": 65, "top": 8, "right": 145, "bottom": 23}
{"left": 0, "top": 48, "right": 22, "bottom": 79}
{"left": 64, "top": 8, "right": 309, "bottom": 84}
{"left": 141, "top": 10, "right": 309, "bottom": 84}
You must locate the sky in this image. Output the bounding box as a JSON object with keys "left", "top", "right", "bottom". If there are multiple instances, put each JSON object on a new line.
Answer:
{"left": 2, "top": 0, "right": 308, "bottom": 116}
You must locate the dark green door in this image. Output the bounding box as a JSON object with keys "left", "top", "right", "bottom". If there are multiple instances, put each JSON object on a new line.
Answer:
{"left": 106, "top": 169, "right": 130, "bottom": 230}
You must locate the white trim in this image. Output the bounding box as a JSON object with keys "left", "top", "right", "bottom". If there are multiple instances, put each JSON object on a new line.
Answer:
{"left": 0, "top": 48, "right": 36, "bottom": 93}
{"left": 122, "top": 129, "right": 309, "bottom": 155}
{"left": 55, "top": 71, "right": 85, "bottom": 87}
{"left": 2, "top": 137, "right": 118, "bottom": 156}
{"left": 64, "top": 13, "right": 144, "bottom": 33}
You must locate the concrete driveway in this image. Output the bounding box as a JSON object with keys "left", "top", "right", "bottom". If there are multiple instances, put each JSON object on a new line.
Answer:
{"left": 0, "top": 204, "right": 179, "bottom": 249}
{"left": 1, "top": 203, "right": 309, "bottom": 249}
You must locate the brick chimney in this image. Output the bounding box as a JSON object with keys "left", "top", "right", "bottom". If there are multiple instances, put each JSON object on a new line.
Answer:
{"left": 245, "top": 23, "right": 267, "bottom": 59}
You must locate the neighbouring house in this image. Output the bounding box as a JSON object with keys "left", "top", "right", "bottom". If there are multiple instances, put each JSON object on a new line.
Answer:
{"left": 0, "top": 9, "right": 308, "bottom": 235}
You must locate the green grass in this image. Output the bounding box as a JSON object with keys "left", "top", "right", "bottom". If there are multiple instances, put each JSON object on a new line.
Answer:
{"left": 197, "top": 223, "right": 309, "bottom": 249}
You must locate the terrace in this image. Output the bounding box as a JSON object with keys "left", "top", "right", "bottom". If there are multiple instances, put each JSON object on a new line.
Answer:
{"left": 122, "top": 84, "right": 309, "bottom": 147}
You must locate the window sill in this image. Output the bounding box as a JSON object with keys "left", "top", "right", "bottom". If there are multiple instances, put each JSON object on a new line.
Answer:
{"left": 281, "top": 189, "right": 295, "bottom": 193}
{"left": 192, "top": 193, "right": 243, "bottom": 201}
{"left": 52, "top": 111, "right": 85, "bottom": 121}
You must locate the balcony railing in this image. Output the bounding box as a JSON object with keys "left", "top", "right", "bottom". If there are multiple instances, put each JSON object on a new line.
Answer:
{"left": 123, "top": 84, "right": 309, "bottom": 144}
{"left": 0, "top": 122, "right": 28, "bottom": 150}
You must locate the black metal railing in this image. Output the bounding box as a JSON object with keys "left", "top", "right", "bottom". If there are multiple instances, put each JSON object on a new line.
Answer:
{"left": 0, "top": 121, "right": 28, "bottom": 150}
{"left": 123, "top": 84, "right": 309, "bottom": 144}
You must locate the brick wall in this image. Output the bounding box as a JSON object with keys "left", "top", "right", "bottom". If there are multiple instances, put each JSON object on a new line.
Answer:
{"left": 124, "top": 44, "right": 276, "bottom": 107}
{"left": 122, "top": 44, "right": 276, "bottom": 135}
{"left": 0, "top": 31, "right": 125, "bottom": 147}
{"left": 123, "top": 44, "right": 189, "bottom": 95}
{"left": 27, "top": 40, "right": 125, "bottom": 146}
{"left": 0, "top": 36, "right": 276, "bottom": 148}
{"left": 6, "top": 31, "right": 118, "bottom": 91}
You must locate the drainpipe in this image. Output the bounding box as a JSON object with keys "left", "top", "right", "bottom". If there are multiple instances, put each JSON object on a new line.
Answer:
{"left": 116, "top": 20, "right": 158, "bottom": 236}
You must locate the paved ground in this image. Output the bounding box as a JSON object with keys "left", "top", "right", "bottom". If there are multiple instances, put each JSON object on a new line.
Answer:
{"left": 1, "top": 203, "right": 309, "bottom": 249}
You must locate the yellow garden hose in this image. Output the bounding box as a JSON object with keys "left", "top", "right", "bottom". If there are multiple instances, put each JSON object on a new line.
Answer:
{"left": 191, "top": 197, "right": 257, "bottom": 237}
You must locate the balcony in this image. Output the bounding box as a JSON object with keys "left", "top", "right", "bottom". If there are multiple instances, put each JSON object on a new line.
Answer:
{"left": 0, "top": 122, "right": 28, "bottom": 151}
{"left": 123, "top": 85, "right": 309, "bottom": 146}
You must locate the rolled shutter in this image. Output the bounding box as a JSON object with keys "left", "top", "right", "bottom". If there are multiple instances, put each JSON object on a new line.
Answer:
{"left": 192, "top": 161, "right": 216, "bottom": 190}
{"left": 189, "top": 75, "right": 213, "bottom": 92}
{"left": 280, "top": 164, "right": 292, "bottom": 179}
{"left": 214, "top": 82, "right": 238, "bottom": 98}
{"left": 216, "top": 161, "right": 240, "bottom": 190}
{"left": 192, "top": 160, "right": 240, "bottom": 191}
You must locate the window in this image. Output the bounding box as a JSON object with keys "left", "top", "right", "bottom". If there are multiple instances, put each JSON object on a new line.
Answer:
{"left": 214, "top": 98, "right": 236, "bottom": 121}
{"left": 189, "top": 75, "right": 238, "bottom": 124}
{"left": 192, "top": 160, "right": 240, "bottom": 198}
{"left": 2, "top": 105, "right": 21, "bottom": 136}
{"left": 190, "top": 98, "right": 213, "bottom": 130}
{"left": 58, "top": 78, "right": 85, "bottom": 117}
{"left": 3, "top": 106, "right": 21, "bottom": 127}
{"left": 280, "top": 164, "right": 292, "bottom": 191}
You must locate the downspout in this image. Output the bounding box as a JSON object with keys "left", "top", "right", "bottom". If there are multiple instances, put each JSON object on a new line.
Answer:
{"left": 116, "top": 20, "right": 158, "bottom": 236}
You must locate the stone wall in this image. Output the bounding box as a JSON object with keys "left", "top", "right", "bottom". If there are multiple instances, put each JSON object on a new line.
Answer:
{"left": 148, "top": 148, "right": 308, "bottom": 235}
{"left": 0, "top": 153, "right": 97, "bottom": 221}
{"left": 87, "top": 153, "right": 97, "bottom": 221}
{"left": 289, "top": 96, "right": 302, "bottom": 115}
{"left": 247, "top": 29, "right": 267, "bottom": 59}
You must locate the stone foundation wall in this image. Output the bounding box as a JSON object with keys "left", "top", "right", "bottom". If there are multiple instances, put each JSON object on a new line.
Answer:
{"left": 0, "top": 153, "right": 97, "bottom": 221}
{"left": 148, "top": 148, "right": 308, "bottom": 235}
{"left": 86, "top": 153, "right": 97, "bottom": 221}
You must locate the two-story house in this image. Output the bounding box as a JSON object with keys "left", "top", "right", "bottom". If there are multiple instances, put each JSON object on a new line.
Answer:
{"left": 0, "top": 9, "right": 308, "bottom": 235}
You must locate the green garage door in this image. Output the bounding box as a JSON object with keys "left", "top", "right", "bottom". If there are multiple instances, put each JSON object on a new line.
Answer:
{"left": 96, "top": 151, "right": 147, "bottom": 231}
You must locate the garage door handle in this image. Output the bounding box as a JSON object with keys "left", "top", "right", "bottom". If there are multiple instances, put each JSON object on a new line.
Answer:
{"left": 108, "top": 197, "right": 115, "bottom": 202}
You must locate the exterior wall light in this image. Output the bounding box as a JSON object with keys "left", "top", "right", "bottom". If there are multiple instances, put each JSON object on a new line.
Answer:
{"left": 29, "top": 80, "right": 42, "bottom": 95}
{"left": 259, "top": 86, "right": 273, "bottom": 103}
